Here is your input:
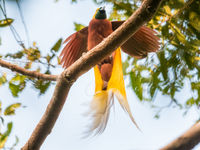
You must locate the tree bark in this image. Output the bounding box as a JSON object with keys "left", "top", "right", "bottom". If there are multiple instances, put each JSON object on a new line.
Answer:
{"left": 160, "top": 122, "right": 200, "bottom": 150}
{"left": 21, "top": 0, "right": 163, "bottom": 149}
{"left": 0, "top": 59, "right": 57, "bottom": 81}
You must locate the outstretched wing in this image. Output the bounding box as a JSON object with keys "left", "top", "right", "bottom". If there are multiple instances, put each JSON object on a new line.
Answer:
{"left": 60, "top": 27, "right": 88, "bottom": 68}
{"left": 111, "top": 21, "right": 160, "bottom": 59}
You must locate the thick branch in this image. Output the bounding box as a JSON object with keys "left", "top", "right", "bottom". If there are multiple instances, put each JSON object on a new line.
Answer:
{"left": 160, "top": 122, "right": 200, "bottom": 150}
{"left": 21, "top": 0, "right": 163, "bottom": 149}
{"left": 0, "top": 59, "right": 57, "bottom": 81}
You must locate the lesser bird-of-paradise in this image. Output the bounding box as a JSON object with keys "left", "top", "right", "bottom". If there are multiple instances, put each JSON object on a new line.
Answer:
{"left": 60, "top": 7, "right": 160, "bottom": 135}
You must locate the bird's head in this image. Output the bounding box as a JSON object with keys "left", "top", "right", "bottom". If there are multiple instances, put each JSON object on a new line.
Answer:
{"left": 93, "top": 7, "right": 107, "bottom": 19}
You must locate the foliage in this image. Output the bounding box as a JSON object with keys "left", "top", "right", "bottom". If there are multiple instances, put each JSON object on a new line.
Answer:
{"left": 0, "top": 101, "right": 20, "bottom": 149}
{"left": 0, "top": 0, "right": 200, "bottom": 148}
{"left": 0, "top": 3, "right": 62, "bottom": 96}
{"left": 74, "top": 22, "right": 85, "bottom": 31}
{"left": 2, "top": 40, "right": 62, "bottom": 96}
{"left": 0, "top": 18, "right": 13, "bottom": 27}
{"left": 81, "top": 0, "right": 200, "bottom": 110}
{"left": 0, "top": 1, "right": 63, "bottom": 147}
{"left": 4, "top": 103, "right": 21, "bottom": 116}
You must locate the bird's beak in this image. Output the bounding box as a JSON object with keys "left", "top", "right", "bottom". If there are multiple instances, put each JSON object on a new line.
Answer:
{"left": 100, "top": 6, "right": 105, "bottom": 11}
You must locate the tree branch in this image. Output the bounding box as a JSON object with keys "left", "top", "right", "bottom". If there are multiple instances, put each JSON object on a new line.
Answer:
{"left": 0, "top": 59, "right": 57, "bottom": 81}
{"left": 21, "top": 0, "right": 163, "bottom": 149}
{"left": 160, "top": 122, "right": 200, "bottom": 150}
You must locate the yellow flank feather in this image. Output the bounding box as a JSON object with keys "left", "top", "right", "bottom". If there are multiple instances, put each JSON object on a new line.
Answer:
{"left": 107, "top": 48, "right": 127, "bottom": 99}
{"left": 86, "top": 48, "right": 140, "bottom": 136}
{"left": 107, "top": 48, "right": 140, "bottom": 130}
{"left": 94, "top": 65, "right": 103, "bottom": 92}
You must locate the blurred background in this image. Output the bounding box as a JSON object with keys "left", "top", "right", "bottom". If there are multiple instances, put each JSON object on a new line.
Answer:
{"left": 0, "top": 0, "right": 200, "bottom": 149}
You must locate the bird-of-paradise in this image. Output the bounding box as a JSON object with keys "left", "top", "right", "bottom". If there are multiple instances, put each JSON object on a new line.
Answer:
{"left": 60, "top": 7, "right": 159, "bottom": 136}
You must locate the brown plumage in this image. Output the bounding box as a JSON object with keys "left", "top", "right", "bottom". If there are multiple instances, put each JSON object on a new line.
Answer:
{"left": 60, "top": 27, "right": 88, "bottom": 68}
{"left": 60, "top": 21, "right": 160, "bottom": 70}
{"left": 112, "top": 21, "right": 160, "bottom": 58}
{"left": 60, "top": 7, "right": 160, "bottom": 135}
{"left": 88, "top": 18, "right": 114, "bottom": 82}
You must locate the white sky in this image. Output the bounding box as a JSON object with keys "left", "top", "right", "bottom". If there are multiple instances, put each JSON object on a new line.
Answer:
{"left": 0, "top": 0, "right": 200, "bottom": 150}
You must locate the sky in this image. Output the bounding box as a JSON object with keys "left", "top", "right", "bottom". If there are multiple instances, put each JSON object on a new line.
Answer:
{"left": 0, "top": 0, "right": 200, "bottom": 150}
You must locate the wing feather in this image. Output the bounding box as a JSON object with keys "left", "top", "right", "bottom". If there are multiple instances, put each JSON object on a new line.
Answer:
{"left": 60, "top": 27, "right": 88, "bottom": 68}
{"left": 67, "top": 39, "right": 81, "bottom": 66}
{"left": 111, "top": 21, "right": 160, "bottom": 59}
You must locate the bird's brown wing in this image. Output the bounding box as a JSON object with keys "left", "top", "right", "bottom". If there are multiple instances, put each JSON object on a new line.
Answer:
{"left": 60, "top": 27, "right": 88, "bottom": 68}
{"left": 111, "top": 21, "right": 160, "bottom": 59}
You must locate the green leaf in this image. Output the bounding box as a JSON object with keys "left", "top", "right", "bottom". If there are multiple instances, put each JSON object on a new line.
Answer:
{"left": 10, "top": 74, "right": 26, "bottom": 82}
{"left": 46, "top": 54, "right": 51, "bottom": 63}
{"left": 189, "top": 11, "right": 200, "bottom": 32}
{"left": 0, "top": 73, "right": 7, "bottom": 86}
{"left": 25, "top": 48, "right": 41, "bottom": 61}
{"left": 170, "top": 23, "right": 186, "bottom": 44}
{"left": 34, "top": 79, "right": 51, "bottom": 95}
{"left": 0, "top": 116, "right": 4, "bottom": 124}
{"left": 154, "top": 114, "right": 160, "bottom": 119}
{"left": 0, "top": 101, "right": 2, "bottom": 116}
{"left": 24, "top": 62, "right": 32, "bottom": 69}
{"left": 9, "top": 74, "right": 26, "bottom": 97}
{"left": 0, "top": 18, "right": 13, "bottom": 27}
{"left": 163, "top": 5, "right": 171, "bottom": 15}
{"left": 57, "top": 56, "right": 61, "bottom": 65}
{"left": 149, "top": 70, "right": 160, "bottom": 98}
{"left": 0, "top": 122, "right": 13, "bottom": 148}
{"left": 122, "top": 60, "right": 129, "bottom": 75}
{"left": 130, "top": 71, "right": 143, "bottom": 100}
{"left": 150, "top": 84, "right": 157, "bottom": 98}
{"left": 9, "top": 83, "right": 21, "bottom": 97}
{"left": 186, "top": 97, "right": 195, "bottom": 106}
{"left": 158, "top": 51, "right": 168, "bottom": 81}
{"left": 6, "top": 122, "right": 12, "bottom": 135}
{"left": 5, "top": 51, "right": 24, "bottom": 59}
{"left": 71, "top": 0, "right": 77, "bottom": 3}
{"left": 170, "top": 83, "right": 176, "bottom": 99}
{"left": 74, "top": 22, "right": 85, "bottom": 31}
{"left": 191, "top": 82, "right": 200, "bottom": 90}
{"left": 51, "top": 38, "right": 63, "bottom": 52}
{"left": 4, "top": 103, "right": 21, "bottom": 116}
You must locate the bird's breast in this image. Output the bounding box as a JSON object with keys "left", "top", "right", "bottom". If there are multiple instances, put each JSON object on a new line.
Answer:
{"left": 88, "top": 19, "right": 113, "bottom": 83}
{"left": 87, "top": 19, "right": 113, "bottom": 50}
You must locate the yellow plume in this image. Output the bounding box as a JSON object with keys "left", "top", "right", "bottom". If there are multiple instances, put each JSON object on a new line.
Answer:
{"left": 87, "top": 48, "right": 140, "bottom": 136}
{"left": 108, "top": 48, "right": 140, "bottom": 130}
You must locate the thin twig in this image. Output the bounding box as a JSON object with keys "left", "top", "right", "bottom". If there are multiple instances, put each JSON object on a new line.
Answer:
{"left": 0, "top": 0, "right": 25, "bottom": 48}
{"left": 16, "top": 0, "right": 30, "bottom": 46}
